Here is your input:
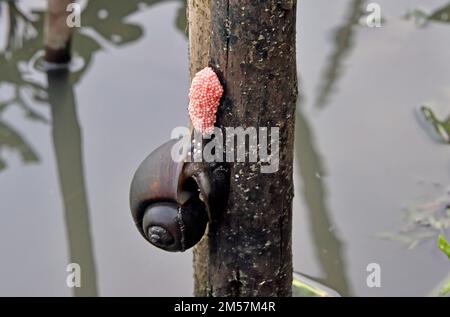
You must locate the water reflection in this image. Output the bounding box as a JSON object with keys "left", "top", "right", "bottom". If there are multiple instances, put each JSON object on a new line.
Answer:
{"left": 406, "top": 1, "right": 450, "bottom": 26}
{"left": 0, "top": 0, "right": 183, "bottom": 296}
{"left": 1, "top": 0, "right": 448, "bottom": 297}
{"left": 295, "top": 95, "right": 352, "bottom": 296}
{"left": 0, "top": 0, "right": 184, "bottom": 121}
{"left": 428, "top": 2, "right": 450, "bottom": 24}
{"left": 0, "top": 119, "right": 39, "bottom": 172}
{"left": 379, "top": 184, "right": 450, "bottom": 249}
{"left": 175, "top": 0, "right": 187, "bottom": 35}
{"left": 413, "top": 3, "right": 450, "bottom": 144}
{"left": 315, "top": 0, "right": 365, "bottom": 109}
{"left": 0, "top": 1, "right": 48, "bottom": 172}
{"left": 0, "top": 0, "right": 175, "bottom": 172}
{"left": 47, "top": 69, "right": 98, "bottom": 296}
{"left": 80, "top": 0, "right": 185, "bottom": 45}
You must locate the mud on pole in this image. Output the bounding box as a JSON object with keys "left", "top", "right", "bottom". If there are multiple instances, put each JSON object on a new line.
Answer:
{"left": 45, "top": 0, "right": 74, "bottom": 64}
{"left": 203, "top": 0, "right": 298, "bottom": 296}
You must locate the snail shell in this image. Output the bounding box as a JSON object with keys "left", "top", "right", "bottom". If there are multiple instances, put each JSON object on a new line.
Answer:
{"left": 129, "top": 137, "right": 228, "bottom": 252}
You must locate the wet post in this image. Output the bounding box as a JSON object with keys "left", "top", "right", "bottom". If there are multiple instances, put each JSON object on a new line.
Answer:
{"left": 188, "top": 0, "right": 212, "bottom": 297}
{"left": 188, "top": 0, "right": 211, "bottom": 79}
{"left": 44, "top": 0, "right": 74, "bottom": 64}
{"left": 201, "top": 0, "right": 298, "bottom": 296}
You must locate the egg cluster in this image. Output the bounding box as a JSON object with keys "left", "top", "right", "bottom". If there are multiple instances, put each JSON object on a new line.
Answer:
{"left": 188, "top": 67, "right": 224, "bottom": 134}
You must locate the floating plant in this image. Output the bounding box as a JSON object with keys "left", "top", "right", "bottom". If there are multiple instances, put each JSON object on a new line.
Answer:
{"left": 378, "top": 185, "right": 450, "bottom": 249}
{"left": 417, "top": 105, "right": 450, "bottom": 144}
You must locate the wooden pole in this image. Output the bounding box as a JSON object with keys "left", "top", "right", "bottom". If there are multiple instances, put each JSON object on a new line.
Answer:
{"left": 188, "top": 0, "right": 211, "bottom": 79}
{"left": 204, "top": 0, "right": 298, "bottom": 296}
{"left": 45, "top": 0, "right": 74, "bottom": 64}
{"left": 187, "top": 0, "right": 212, "bottom": 297}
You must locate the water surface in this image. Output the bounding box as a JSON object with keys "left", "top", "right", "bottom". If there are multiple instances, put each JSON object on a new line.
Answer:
{"left": 0, "top": 0, "right": 449, "bottom": 296}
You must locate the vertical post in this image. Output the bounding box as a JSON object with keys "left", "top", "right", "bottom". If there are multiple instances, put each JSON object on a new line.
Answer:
{"left": 188, "top": 0, "right": 211, "bottom": 79}
{"left": 45, "top": 0, "right": 73, "bottom": 64}
{"left": 188, "top": 0, "right": 212, "bottom": 297}
{"left": 206, "top": 0, "right": 298, "bottom": 296}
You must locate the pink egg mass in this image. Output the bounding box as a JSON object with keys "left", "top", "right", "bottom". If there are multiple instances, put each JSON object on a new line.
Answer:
{"left": 188, "top": 67, "right": 224, "bottom": 134}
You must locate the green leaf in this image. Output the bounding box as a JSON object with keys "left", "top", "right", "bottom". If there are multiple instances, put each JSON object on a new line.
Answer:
{"left": 438, "top": 235, "right": 450, "bottom": 260}
{"left": 293, "top": 277, "right": 326, "bottom": 297}
{"left": 292, "top": 274, "right": 341, "bottom": 297}
{"left": 440, "top": 279, "right": 450, "bottom": 297}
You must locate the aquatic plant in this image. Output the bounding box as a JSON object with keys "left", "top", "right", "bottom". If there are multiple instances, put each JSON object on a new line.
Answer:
{"left": 439, "top": 235, "right": 450, "bottom": 260}
{"left": 379, "top": 186, "right": 450, "bottom": 249}
{"left": 417, "top": 105, "right": 450, "bottom": 144}
{"left": 436, "top": 235, "right": 450, "bottom": 296}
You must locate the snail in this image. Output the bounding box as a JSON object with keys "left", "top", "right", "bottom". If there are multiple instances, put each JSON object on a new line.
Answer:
{"left": 129, "top": 137, "right": 229, "bottom": 252}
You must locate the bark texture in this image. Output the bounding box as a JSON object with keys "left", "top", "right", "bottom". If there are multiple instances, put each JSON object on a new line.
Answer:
{"left": 206, "top": 0, "right": 298, "bottom": 296}
{"left": 188, "top": 0, "right": 211, "bottom": 79}
{"left": 45, "top": 0, "right": 74, "bottom": 63}
{"left": 188, "top": 0, "right": 212, "bottom": 297}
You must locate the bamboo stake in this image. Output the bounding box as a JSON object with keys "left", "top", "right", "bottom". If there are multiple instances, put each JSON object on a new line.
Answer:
{"left": 44, "top": 0, "right": 74, "bottom": 64}
{"left": 187, "top": 0, "right": 212, "bottom": 297}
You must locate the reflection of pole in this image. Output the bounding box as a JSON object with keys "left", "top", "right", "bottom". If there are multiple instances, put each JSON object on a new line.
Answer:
{"left": 315, "top": 0, "right": 364, "bottom": 108}
{"left": 295, "top": 108, "right": 351, "bottom": 296}
{"left": 47, "top": 70, "right": 98, "bottom": 297}
{"left": 45, "top": 0, "right": 74, "bottom": 64}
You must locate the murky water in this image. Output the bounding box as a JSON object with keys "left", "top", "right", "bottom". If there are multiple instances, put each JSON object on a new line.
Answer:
{"left": 0, "top": 0, "right": 449, "bottom": 296}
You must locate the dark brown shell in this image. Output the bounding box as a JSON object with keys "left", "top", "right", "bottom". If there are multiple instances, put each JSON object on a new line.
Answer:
{"left": 129, "top": 137, "right": 229, "bottom": 252}
{"left": 130, "top": 138, "right": 186, "bottom": 227}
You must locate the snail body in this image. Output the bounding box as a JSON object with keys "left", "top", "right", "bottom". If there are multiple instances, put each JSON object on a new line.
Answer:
{"left": 130, "top": 138, "right": 228, "bottom": 252}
